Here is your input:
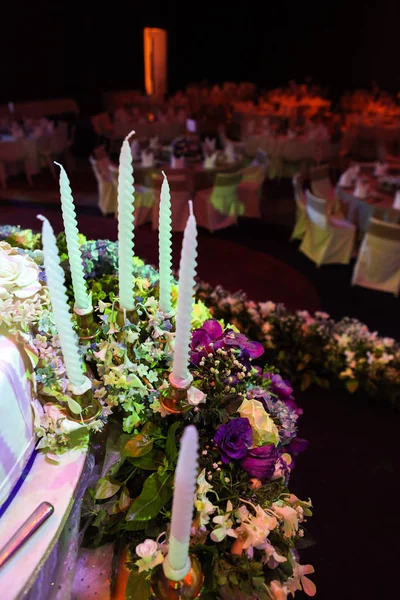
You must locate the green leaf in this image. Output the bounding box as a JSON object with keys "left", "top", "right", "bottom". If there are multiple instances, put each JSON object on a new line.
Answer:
{"left": 125, "top": 569, "right": 151, "bottom": 600}
{"left": 126, "top": 472, "right": 173, "bottom": 522}
{"left": 94, "top": 477, "right": 122, "bottom": 500}
{"left": 129, "top": 450, "right": 166, "bottom": 470}
{"left": 346, "top": 379, "right": 359, "bottom": 393}
{"left": 122, "top": 434, "right": 153, "bottom": 458}
{"left": 165, "top": 422, "right": 181, "bottom": 464}
{"left": 118, "top": 486, "right": 131, "bottom": 512}
{"left": 67, "top": 396, "right": 83, "bottom": 415}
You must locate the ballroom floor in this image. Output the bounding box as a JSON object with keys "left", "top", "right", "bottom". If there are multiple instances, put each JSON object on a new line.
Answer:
{"left": 1, "top": 168, "right": 399, "bottom": 600}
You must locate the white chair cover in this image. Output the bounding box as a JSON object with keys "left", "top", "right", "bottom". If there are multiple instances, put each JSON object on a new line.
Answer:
{"left": 352, "top": 218, "right": 400, "bottom": 295}
{"left": 300, "top": 190, "right": 356, "bottom": 266}
{"left": 195, "top": 171, "right": 243, "bottom": 232}
{"left": 291, "top": 174, "right": 307, "bottom": 240}
{"left": 238, "top": 165, "right": 264, "bottom": 218}
{"left": 310, "top": 164, "right": 335, "bottom": 203}
{"left": 89, "top": 156, "right": 118, "bottom": 215}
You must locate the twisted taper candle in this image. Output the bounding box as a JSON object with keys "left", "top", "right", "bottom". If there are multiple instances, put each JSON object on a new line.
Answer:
{"left": 55, "top": 162, "right": 90, "bottom": 312}
{"left": 158, "top": 171, "right": 173, "bottom": 315}
{"left": 118, "top": 130, "right": 136, "bottom": 311}
{"left": 38, "top": 215, "right": 85, "bottom": 388}
{"left": 171, "top": 201, "right": 198, "bottom": 385}
{"left": 163, "top": 425, "right": 199, "bottom": 581}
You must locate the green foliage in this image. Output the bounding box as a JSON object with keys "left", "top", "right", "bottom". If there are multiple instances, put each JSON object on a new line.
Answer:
{"left": 125, "top": 570, "right": 151, "bottom": 600}
{"left": 126, "top": 471, "right": 173, "bottom": 522}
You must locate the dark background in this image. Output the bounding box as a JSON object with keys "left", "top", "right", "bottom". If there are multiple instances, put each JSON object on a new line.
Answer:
{"left": 1, "top": 0, "right": 399, "bottom": 111}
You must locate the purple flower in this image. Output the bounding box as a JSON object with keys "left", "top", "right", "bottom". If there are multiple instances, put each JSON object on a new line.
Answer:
{"left": 191, "top": 320, "right": 224, "bottom": 365}
{"left": 214, "top": 418, "right": 252, "bottom": 464}
{"left": 286, "top": 437, "right": 308, "bottom": 456}
{"left": 223, "top": 330, "right": 264, "bottom": 359}
{"left": 240, "top": 444, "right": 278, "bottom": 480}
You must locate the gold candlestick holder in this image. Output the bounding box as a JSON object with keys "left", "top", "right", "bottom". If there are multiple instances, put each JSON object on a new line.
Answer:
{"left": 66, "top": 376, "right": 102, "bottom": 423}
{"left": 160, "top": 374, "right": 193, "bottom": 415}
{"left": 75, "top": 309, "right": 100, "bottom": 340}
{"left": 150, "top": 555, "right": 204, "bottom": 599}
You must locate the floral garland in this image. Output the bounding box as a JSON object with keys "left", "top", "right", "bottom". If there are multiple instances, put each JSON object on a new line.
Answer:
{"left": 3, "top": 226, "right": 397, "bottom": 407}
{"left": 0, "top": 230, "right": 316, "bottom": 599}
{"left": 196, "top": 284, "right": 400, "bottom": 407}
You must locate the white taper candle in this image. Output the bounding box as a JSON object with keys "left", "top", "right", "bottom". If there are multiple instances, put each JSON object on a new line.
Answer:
{"left": 118, "top": 130, "right": 136, "bottom": 310}
{"left": 38, "top": 215, "right": 85, "bottom": 388}
{"left": 158, "top": 171, "right": 173, "bottom": 315}
{"left": 163, "top": 425, "right": 199, "bottom": 581}
{"left": 170, "top": 201, "right": 198, "bottom": 387}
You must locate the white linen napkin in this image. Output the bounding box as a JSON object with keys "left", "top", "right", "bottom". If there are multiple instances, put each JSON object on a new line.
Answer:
{"left": 170, "top": 155, "right": 185, "bottom": 169}
{"left": 353, "top": 179, "right": 370, "bottom": 199}
{"left": 374, "top": 162, "right": 388, "bottom": 177}
{"left": 203, "top": 153, "right": 217, "bottom": 170}
{"left": 141, "top": 150, "right": 154, "bottom": 167}
{"left": 393, "top": 190, "right": 400, "bottom": 210}
{"left": 149, "top": 136, "right": 159, "bottom": 151}
{"left": 224, "top": 142, "right": 236, "bottom": 164}
{"left": 339, "top": 165, "right": 359, "bottom": 187}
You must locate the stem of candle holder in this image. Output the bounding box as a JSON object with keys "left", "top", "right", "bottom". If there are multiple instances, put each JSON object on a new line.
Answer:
{"left": 150, "top": 555, "right": 204, "bottom": 599}
{"left": 74, "top": 305, "right": 100, "bottom": 340}
{"left": 160, "top": 373, "right": 193, "bottom": 414}
{"left": 66, "top": 375, "right": 102, "bottom": 423}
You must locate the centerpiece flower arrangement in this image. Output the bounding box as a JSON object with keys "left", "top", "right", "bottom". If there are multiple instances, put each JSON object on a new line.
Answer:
{"left": 0, "top": 238, "right": 315, "bottom": 599}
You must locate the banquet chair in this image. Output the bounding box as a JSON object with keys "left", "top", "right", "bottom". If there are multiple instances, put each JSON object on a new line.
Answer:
{"left": 152, "top": 170, "right": 191, "bottom": 232}
{"left": 238, "top": 164, "right": 264, "bottom": 218}
{"left": 352, "top": 218, "right": 400, "bottom": 295}
{"left": 0, "top": 140, "right": 34, "bottom": 187}
{"left": 194, "top": 171, "right": 243, "bottom": 232}
{"left": 291, "top": 174, "right": 307, "bottom": 240}
{"left": 300, "top": 190, "right": 356, "bottom": 266}
{"left": 310, "top": 164, "right": 335, "bottom": 203}
{"left": 89, "top": 156, "right": 118, "bottom": 215}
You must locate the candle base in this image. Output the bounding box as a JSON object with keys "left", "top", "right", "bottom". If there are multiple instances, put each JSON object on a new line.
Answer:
{"left": 75, "top": 309, "right": 100, "bottom": 340}
{"left": 160, "top": 381, "right": 192, "bottom": 414}
{"left": 150, "top": 555, "right": 204, "bottom": 599}
{"left": 67, "top": 387, "right": 102, "bottom": 423}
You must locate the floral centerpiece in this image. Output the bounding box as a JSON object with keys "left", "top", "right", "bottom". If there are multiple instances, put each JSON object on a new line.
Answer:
{"left": 0, "top": 233, "right": 315, "bottom": 599}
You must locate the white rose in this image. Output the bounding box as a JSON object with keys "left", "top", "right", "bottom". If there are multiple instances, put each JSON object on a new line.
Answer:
{"left": 0, "top": 243, "right": 41, "bottom": 300}
{"left": 136, "top": 539, "right": 158, "bottom": 558}
{"left": 238, "top": 399, "right": 279, "bottom": 446}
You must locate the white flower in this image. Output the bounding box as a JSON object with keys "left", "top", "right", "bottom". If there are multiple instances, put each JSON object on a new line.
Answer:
{"left": 135, "top": 539, "right": 164, "bottom": 573}
{"left": 187, "top": 386, "right": 206, "bottom": 406}
{"left": 0, "top": 242, "right": 41, "bottom": 300}
{"left": 259, "top": 301, "right": 276, "bottom": 318}
{"left": 211, "top": 501, "right": 236, "bottom": 542}
{"left": 273, "top": 503, "right": 299, "bottom": 538}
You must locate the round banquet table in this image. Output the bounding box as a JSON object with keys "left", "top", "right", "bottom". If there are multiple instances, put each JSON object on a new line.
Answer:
{"left": 336, "top": 175, "right": 400, "bottom": 232}
{"left": 0, "top": 125, "right": 69, "bottom": 178}
{"left": 132, "top": 159, "right": 245, "bottom": 193}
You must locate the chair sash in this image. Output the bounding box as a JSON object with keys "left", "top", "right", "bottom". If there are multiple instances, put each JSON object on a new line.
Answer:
{"left": 306, "top": 190, "right": 328, "bottom": 228}
{"left": 368, "top": 218, "right": 400, "bottom": 242}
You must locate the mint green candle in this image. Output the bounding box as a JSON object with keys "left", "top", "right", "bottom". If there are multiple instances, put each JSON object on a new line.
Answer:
{"left": 38, "top": 215, "right": 85, "bottom": 388}
{"left": 55, "top": 162, "right": 90, "bottom": 312}
{"left": 118, "top": 131, "right": 136, "bottom": 311}
{"left": 158, "top": 171, "right": 173, "bottom": 314}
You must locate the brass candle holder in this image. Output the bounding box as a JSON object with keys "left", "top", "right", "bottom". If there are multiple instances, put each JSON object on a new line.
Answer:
{"left": 160, "top": 373, "right": 193, "bottom": 415}
{"left": 66, "top": 376, "right": 102, "bottom": 423}
{"left": 150, "top": 555, "right": 204, "bottom": 600}
{"left": 75, "top": 309, "right": 100, "bottom": 340}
